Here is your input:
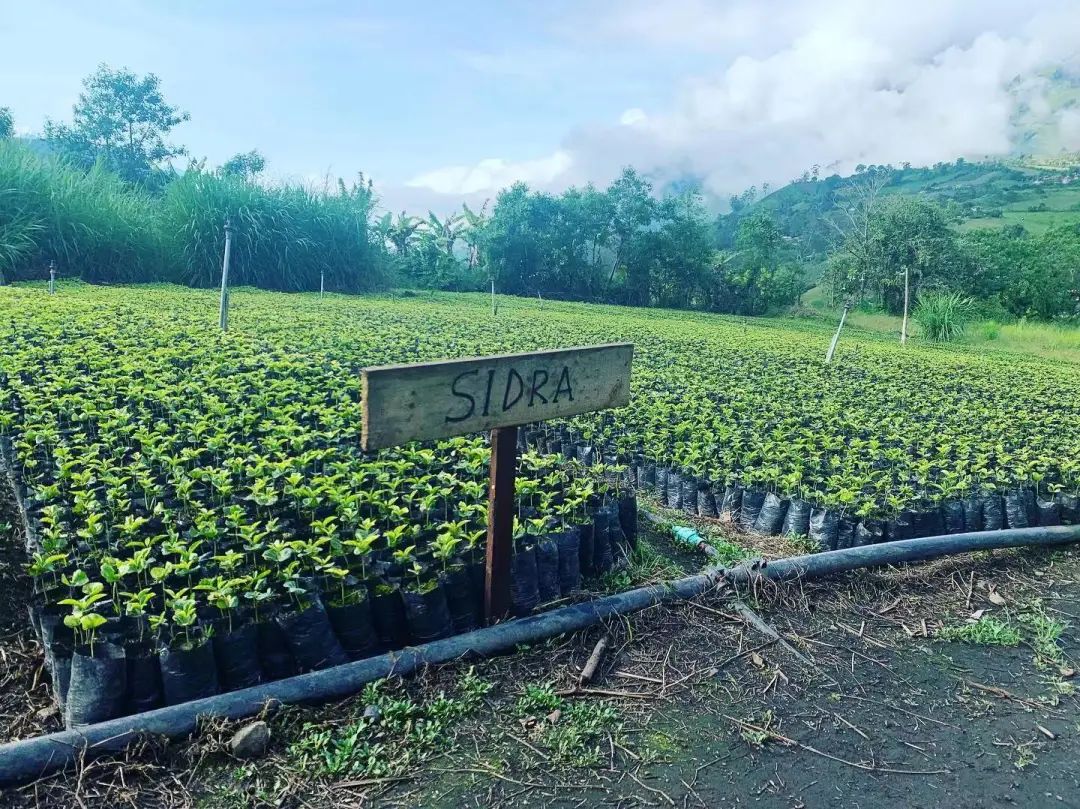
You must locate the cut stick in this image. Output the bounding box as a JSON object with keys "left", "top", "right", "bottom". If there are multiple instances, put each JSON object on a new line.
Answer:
{"left": 579, "top": 636, "right": 610, "bottom": 686}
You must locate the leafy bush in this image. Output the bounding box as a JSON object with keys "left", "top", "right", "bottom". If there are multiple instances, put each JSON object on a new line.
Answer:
{"left": 914, "top": 291, "right": 974, "bottom": 342}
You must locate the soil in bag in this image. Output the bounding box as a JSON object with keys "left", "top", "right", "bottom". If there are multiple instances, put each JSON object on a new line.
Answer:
{"left": 782, "top": 499, "right": 811, "bottom": 538}
{"left": 697, "top": 486, "right": 718, "bottom": 519}
{"left": 720, "top": 485, "right": 743, "bottom": 522}
{"left": 327, "top": 594, "right": 381, "bottom": 659}
{"left": 159, "top": 637, "right": 220, "bottom": 706}
{"left": 277, "top": 601, "right": 349, "bottom": 671}
{"left": 592, "top": 513, "right": 614, "bottom": 574}
{"left": 885, "top": 511, "right": 913, "bottom": 543}
{"left": 39, "top": 612, "right": 73, "bottom": 710}
{"left": 740, "top": 490, "right": 765, "bottom": 532}
{"left": 257, "top": 618, "right": 299, "bottom": 680}
{"left": 809, "top": 508, "right": 839, "bottom": 550}
{"left": 438, "top": 566, "right": 480, "bottom": 633}
{"left": 1004, "top": 490, "right": 1030, "bottom": 529}
{"left": 1060, "top": 493, "right": 1080, "bottom": 525}
{"left": 1037, "top": 496, "right": 1061, "bottom": 526}
{"left": 942, "top": 500, "right": 965, "bottom": 534}
{"left": 535, "top": 537, "right": 561, "bottom": 603}
{"left": 962, "top": 496, "right": 984, "bottom": 532}
{"left": 836, "top": 518, "right": 855, "bottom": 550}
{"left": 603, "top": 505, "right": 626, "bottom": 559}
{"left": 666, "top": 470, "right": 683, "bottom": 510}
{"left": 641, "top": 462, "right": 657, "bottom": 491}
{"left": 64, "top": 642, "right": 127, "bottom": 727}
{"left": 855, "top": 520, "right": 884, "bottom": 546}
{"left": 1023, "top": 489, "right": 1039, "bottom": 526}
{"left": 981, "top": 494, "right": 1005, "bottom": 531}
{"left": 556, "top": 529, "right": 582, "bottom": 595}
{"left": 402, "top": 583, "right": 454, "bottom": 642}
{"left": 753, "top": 493, "right": 788, "bottom": 536}
{"left": 653, "top": 467, "right": 668, "bottom": 499}
{"left": 680, "top": 476, "right": 698, "bottom": 515}
{"left": 372, "top": 587, "right": 411, "bottom": 649}
{"left": 578, "top": 521, "right": 596, "bottom": 577}
{"left": 212, "top": 621, "right": 263, "bottom": 690}
{"left": 510, "top": 545, "right": 541, "bottom": 616}
{"left": 467, "top": 561, "right": 487, "bottom": 627}
{"left": 618, "top": 493, "right": 639, "bottom": 549}
{"left": 125, "top": 642, "right": 163, "bottom": 715}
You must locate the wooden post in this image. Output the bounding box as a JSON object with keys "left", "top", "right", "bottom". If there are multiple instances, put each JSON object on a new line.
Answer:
{"left": 219, "top": 220, "right": 233, "bottom": 332}
{"left": 48, "top": 261, "right": 55, "bottom": 295}
{"left": 491, "top": 278, "right": 497, "bottom": 316}
{"left": 485, "top": 425, "right": 517, "bottom": 623}
{"left": 320, "top": 270, "right": 325, "bottom": 299}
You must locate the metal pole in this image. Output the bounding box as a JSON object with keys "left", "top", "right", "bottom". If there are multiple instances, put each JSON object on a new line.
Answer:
{"left": 218, "top": 220, "right": 233, "bottom": 332}
{"left": 901, "top": 266, "right": 910, "bottom": 346}
{"left": 491, "top": 278, "right": 496, "bottom": 316}
{"left": 48, "top": 261, "right": 55, "bottom": 295}
{"left": 829, "top": 306, "right": 846, "bottom": 362}
{"left": 320, "top": 270, "right": 325, "bottom": 299}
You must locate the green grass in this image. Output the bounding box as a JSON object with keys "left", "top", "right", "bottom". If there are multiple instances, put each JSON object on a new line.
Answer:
{"left": 799, "top": 285, "right": 1080, "bottom": 364}
{"left": 288, "top": 669, "right": 492, "bottom": 779}
{"left": 938, "top": 616, "right": 1022, "bottom": 646}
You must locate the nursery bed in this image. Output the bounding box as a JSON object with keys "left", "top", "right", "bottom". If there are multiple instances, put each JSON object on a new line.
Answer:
{"left": 1, "top": 283, "right": 1079, "bottom": 735}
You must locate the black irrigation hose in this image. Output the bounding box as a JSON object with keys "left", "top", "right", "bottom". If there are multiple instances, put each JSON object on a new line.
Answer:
{"left": 2, "top": 524, "right": 1079, "bottom": 787}
{"left": 724, "top": 525, "right": 1080, "bottom": 584}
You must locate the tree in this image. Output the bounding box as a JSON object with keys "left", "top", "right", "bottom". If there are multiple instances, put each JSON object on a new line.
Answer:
{"left": 709, "top": 211, "right": 802, "bottom": 315}
{"left": 606, "top": 168, "right": 655, "bottom": 302}
{"left": 0, "top": 107, "right": 13, "bottom": 140}
{"left": 220, "top": 150, "right": 265, "bottom": 181}
{"left": 825, "top": 169, "right": 887, "bottom": 304}
{"left": 45, "top": 64, "right": 189, "bottom": 187}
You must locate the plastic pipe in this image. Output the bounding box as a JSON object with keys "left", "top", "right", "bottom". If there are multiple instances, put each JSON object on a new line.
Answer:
{"left": 725, "top": 525, "right": 1080, "bottom": 584}
{"left": 2, "top": 524, "right": 1078, "bottom": 786}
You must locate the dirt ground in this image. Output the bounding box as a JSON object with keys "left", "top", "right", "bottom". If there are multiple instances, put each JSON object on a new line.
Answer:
{"left": 3, "top": 505, "right": 1080, "bottom": 808}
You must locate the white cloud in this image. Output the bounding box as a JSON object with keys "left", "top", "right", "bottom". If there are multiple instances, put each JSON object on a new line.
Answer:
{"left": 406, "top": 151, "right": 573, "bottom": 196}
{"left": 403, "top": 0, "right": 1080, "bottom": 209}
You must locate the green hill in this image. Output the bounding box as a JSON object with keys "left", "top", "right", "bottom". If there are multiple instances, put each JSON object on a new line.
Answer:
{"left": 717, "top": 157, "right": 1080, "bottom": 272}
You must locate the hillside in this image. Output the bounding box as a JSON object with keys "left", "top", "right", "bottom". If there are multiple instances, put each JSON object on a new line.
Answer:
{"left": 717, "top": 157, "right": 1080, "bottom": 269}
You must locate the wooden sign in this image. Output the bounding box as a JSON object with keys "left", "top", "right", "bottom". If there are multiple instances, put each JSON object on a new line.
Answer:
{"left": 360, "top": 342, "right": 634, "bottom": 625}
{"left": 361, "top": 343, "right": 633, "bottom": 452}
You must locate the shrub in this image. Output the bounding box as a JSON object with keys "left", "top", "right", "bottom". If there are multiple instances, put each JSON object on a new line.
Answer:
{"left": 914, "top": 291, "right": 974, "bottom": 342}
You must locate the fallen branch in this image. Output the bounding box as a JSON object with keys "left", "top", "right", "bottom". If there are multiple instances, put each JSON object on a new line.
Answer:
{"left": 962, "top": 679, "right": 1044, "bottom": 710}
{"left": 723, "top": 715, "right": 949, "bottom": 776}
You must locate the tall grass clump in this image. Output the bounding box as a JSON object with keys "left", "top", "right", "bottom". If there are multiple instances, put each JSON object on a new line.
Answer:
{"left": 914, "top": 291, "right": 974, "bottom": 342}
{"left": 0, "top": 140, "right": 162, "bottom": 284}
{"left": 159, "top": 171, "right": 389, "bottom": 292}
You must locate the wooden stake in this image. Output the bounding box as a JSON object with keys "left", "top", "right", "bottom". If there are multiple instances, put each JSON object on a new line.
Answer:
{"left": 48, "top": 261, "right": 55, "bottom": 295}
{"left": 485, "top": 425, "right": 517, "bottom": 623}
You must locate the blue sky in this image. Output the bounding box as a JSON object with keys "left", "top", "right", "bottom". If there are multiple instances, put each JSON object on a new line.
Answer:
{"left": 3, "top": 1, "right": 1079, "bottom": 212}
